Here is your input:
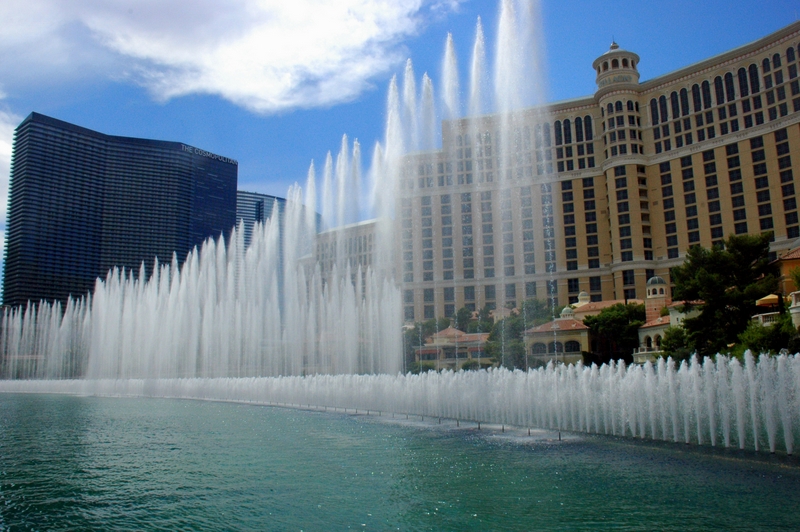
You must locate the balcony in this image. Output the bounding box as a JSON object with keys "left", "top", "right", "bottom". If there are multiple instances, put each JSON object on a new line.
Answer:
{"left": 633, "top": 346, "right": 662, "bottom": 364}
{"left": 751, "top": 312, "right": 781, "bottom": 326}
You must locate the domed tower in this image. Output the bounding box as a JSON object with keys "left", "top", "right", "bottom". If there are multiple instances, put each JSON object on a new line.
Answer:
{"left": 593, "top": 42, "right": 640, "bottom": 92}
{"left": 645, "top": 276, "right": 670, "bottom": 323}
{"left": 592, "top": 42, "right": 644, "bottom": 164}
{"left": 593, "top": 42, "right": 648, "bottom": 275}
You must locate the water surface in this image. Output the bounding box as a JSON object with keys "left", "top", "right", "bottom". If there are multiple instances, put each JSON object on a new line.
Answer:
{"left": 1, "top": 394, "right": 799, "bottom": 530}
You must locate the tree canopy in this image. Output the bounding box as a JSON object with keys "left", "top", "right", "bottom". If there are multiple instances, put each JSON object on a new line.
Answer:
{"left": 670, "top": 233, "right": 778, "bottom": 357}
{"left": 582, "top": 303, "right": 645, "bottom": 363}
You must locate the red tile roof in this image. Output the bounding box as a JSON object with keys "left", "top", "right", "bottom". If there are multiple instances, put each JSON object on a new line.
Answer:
{"left": 572, "top": 299, "right": 643, "bottom": 319}
{"left": 525, "top": 318, "right": 589, "bottom": 334}
{"left": 640, "top": 315, "right": 671, "bottom": 329}
{"left": 780, "top": 246, "right": 800, "bottom": 261}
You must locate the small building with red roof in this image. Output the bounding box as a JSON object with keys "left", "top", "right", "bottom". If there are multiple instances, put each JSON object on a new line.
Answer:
{"left": 414, "top": 326, "right": 491, "bottom": 370}
{"left": 523, "top": 307, "right": 589, "bottom": 367}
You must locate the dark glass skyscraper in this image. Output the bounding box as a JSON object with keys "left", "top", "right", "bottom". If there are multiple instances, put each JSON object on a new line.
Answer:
{"left": 3, "top": 112, "right": 238, "bottom": 307}
{"left": 236, "top": 191, "right": 286, "bottom": 249}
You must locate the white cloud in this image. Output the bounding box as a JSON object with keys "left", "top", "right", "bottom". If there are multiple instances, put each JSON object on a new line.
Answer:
{"left": 0, "top": 104, "right": 19, "bottom": 228}
{"left": 0, "top": 0, "right": 462, "bottom": 113}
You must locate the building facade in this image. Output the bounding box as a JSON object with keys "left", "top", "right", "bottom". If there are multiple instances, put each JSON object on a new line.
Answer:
{"left": 398, "top": 22, "right": 800, "bottom": 323}
{"left": 3, "top": 112, "right": 238, "bottom": 307}
{"left": 236, "top": 191, "right": 286, "bottom": 249}
{"left": 315, "top": 220, "right": 377, "bottom": 284}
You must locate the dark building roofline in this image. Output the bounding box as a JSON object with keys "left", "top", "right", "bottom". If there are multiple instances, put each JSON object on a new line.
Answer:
{"left": 20, "top": 112, "right": 235, "bottom": 163}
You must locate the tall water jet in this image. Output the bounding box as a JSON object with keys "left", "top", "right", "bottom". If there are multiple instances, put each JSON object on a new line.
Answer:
{"left": 335, "top": 135, "right": 350, "bottom": 230}
{"left": 468, "top": 17, "right": 489, "bottom": 118}
{"left": 442, "top": 33, "right": 460, "bottom": 121}
{"left": 320, "top": 152, "right": 335, "bottom": 230}
{"left": 494, "top": 0, "right": 523, "bottom": 115}
{"left": 420, "top": 74, "right": 437, "bottom": 151}
{"left": 402, "top": 59, "right": 419, "bottom": 153}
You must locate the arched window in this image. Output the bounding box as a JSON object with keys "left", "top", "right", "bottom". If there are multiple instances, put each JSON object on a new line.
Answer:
{"left": 725, "top": 72, "right": 736, "bottom": 102}
{"left": 565, "top": 341, "right": 581, "bottom": 353}
{"left": 607, "top": 103, "right": 614, "bottom": 114}
{"left": 603, "top": 61, "right": 609, "bottom": 72}
{"left": 457, "top": 135, "right": 463, "bottom": 146}
{"left": 749, "top": 64, "right": 760, "bottom": 93}
{"left": 680, "top": 88, "right": 690, "bottom": 116}
{"left": 615, "top": 101, "right": 623, "bottom": 112}
{"left": 584, "top": 116, "right": 593, "bottom": 141}
{"left": 772, "top": 53, "right": 780, "bottom": 69}
{"left": 738, "top": 68, "right": 749, "bottom": 97}
{"left": 655, "top": 335, "right": 662, "bottom": 349}
{"left": 542, "top": 123, "right": 552, "bottom": 147}
{"left": 670, "top": 92, "right": 680, "bottom": 120}
{"left": 548, "top": 341, "right": 564, "bottom": 353}
{"left": 659, "top": 288, "right": 664, "bottom": 295}
{"left": 533, "top": 343, "right": 547, "bottom": 354}
{"left": 762, "top": 57, "right": 771, "bottom": 72}
{"left": 627, "top": 101, "right": 634, "bottom": 111}
{"left": 714, "top": 77, "right": 725, "bottom": 106}
{"left": 612, "top": 58, "right": 619, "bottom": 68}
{"left": 575, "top": 117, "right": 584, "bottom": 142}
{"left": 563, "top": 119, "right": 572, "bottom": 144}
{"left": 645, "top": 336, "right": 652, "bottom": 349}
{"left": 788, "top": 46, "right": 796, "bottom": 63}
{"left": 554, "top": 121, "right": 563, "bottom": 145}
{"left": 691, "top": 84, "right": 702, "bottom": 113}
{"left": 650, "top": 99, "right": 659, "bottom": 126}
{"left": 531, "top": 125, "right": 539, "bottom": 150}
{"left": 701, "top": 80, "right": 712, "bottom": 109}
{"left": 659, "top": 95, "right": 668, "bottom": 124}
{"left": 631, "top": 60, "right": 636, "bottom": 69}
{"left": 622, "top": 58, "right": 629, "bottom": 67}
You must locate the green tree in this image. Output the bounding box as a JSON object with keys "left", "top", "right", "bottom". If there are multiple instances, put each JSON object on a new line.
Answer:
{"left": 737, "top": 313, "right": 799, "bottom": 356}
{"left": 583, "top": 303, "right": 645, "bottom": 363}
{"left": 461, "top": 359, "right": 480, "bottom": 371}
{"left": 790, "top": 267, "right": 800, "bottom": 292}
{"left": 452, "top": 306, "right": 473, "bottom": 331}
{"left": 671, "top": 233, "right": 778, "bottom": 357}
{"left": 660, "top": 325, "right": 692, "bottom": 362}
{"left": 519, "top": 298, "right": 562, "bottom": 328}
{"left": 466, "top": 305, "right": 494, "bottom": 333}
{"left": 484, "top": 298, "right": 561, "bottom": 369}
{"left": 402, "top": 317, "right": 451, "bottom": 371}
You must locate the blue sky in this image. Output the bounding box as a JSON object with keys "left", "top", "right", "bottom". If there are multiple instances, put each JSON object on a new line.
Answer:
{"left": 0, "top": 0, "right": 797, "bottom": 228}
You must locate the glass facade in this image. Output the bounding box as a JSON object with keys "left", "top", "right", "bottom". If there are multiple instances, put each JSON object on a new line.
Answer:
{"left": 3, "top": 113, "right": 238, "bottom": 307}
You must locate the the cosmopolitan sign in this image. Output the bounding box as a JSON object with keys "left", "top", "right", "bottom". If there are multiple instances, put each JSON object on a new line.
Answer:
{"left": 598, "top": 74, "right": 633, "bottom": 88}
{"left": 181, "top": 144, "right": 238, "bottom": 165}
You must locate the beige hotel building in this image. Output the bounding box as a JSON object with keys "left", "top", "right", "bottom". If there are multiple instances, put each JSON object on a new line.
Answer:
{"left": 397, "top": 21, "right": 800, "bottom": 323}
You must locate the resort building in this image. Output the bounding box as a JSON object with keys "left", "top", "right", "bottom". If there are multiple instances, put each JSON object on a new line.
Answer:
{"left": 3, "top": 113, "right": 238, "bottom": 307}
{"left": 398, "top": 21, "right": 800, "bottom": 323}
{"left": 414, "top": 326, "right": 491, "bottom": 371}
{"left": 315, "top": 219, "right": 377, "bottom": 285}
{"left": 523, "top": 306, "right": 589, "bottom": 367}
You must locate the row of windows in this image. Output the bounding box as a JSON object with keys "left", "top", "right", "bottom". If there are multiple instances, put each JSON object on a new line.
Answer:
{"left": 596, "top": 55, "right": 637, "bottom": 75}
{"left": 562, "top": 177, "right": 599, "bottom": 271}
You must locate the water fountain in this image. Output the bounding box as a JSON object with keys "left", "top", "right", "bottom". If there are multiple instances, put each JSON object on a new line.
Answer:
{"left": 1, "top": 0, "right": 800, "bottom": 456}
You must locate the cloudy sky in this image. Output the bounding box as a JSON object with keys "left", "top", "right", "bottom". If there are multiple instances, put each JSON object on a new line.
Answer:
{"left": 0, "top": 0, "right": 797, "bottom": 235}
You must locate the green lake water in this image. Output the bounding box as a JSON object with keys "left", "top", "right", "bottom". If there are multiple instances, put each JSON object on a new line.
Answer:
{"left": 2, "top": 393, "right": 800, "bottom": 530}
